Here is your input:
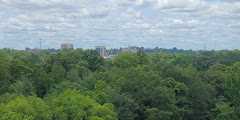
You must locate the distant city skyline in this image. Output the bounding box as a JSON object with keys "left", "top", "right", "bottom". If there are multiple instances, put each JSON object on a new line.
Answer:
{"left": 7, "top": 41, "right": 240, "bottom": 51}
{"left": 0, "top": 0, "right": 240, "bottom": 50}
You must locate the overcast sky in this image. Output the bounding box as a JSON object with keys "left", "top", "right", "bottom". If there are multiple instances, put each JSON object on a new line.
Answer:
{"left": 0, "top": 0, "right": 240, "bottom": 50}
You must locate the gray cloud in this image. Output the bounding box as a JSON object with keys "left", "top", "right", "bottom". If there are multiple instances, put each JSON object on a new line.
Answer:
{"left": 0, "top": 0, "right": 239, "bottom": 50}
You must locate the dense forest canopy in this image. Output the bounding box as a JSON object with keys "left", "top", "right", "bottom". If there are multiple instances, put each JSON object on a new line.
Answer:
{"left": 1, "top": 48, "right": 240, "bottom": 120}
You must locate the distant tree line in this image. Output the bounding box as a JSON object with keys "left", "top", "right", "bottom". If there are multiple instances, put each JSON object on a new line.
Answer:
{"left": 108, "top": 47, "right": 204, "bottom": 55}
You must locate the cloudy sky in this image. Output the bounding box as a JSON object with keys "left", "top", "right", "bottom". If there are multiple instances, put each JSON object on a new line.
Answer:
{"left": 0, "top": 0, "right": 240, "bottom": 50}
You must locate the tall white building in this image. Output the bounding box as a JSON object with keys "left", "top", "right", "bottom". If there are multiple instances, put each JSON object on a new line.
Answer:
{"left": 61, "top": 43, "right": 73, "bottom": 50}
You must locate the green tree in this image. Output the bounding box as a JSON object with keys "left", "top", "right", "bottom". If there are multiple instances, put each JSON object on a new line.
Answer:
{"left": 161, "top": 78, "right": 190, "bottom": 119}
{"left": 66, "top": 60, "right": 90, "bottom": 83}
{"left": 66, "top": 68, "right": 81, "bottom": 83}
{"left": 94, "top": 65, "right": 178, "bottom": 120}
{"left": 214, "top": 102, "right": 237, "bottom": 120}
{"left": 45, "top": 89, "right": 117, "bottom": 120}
{"left": 49, "top": 62, "right": 66, "bottom": 84}
{"left": 137, "top": 50, "right": 150, "bottom": 65}
{"left": 191, "top": 54, "right": 214, "bottom": 71}
{"left": 31, "top": 66, "right": 53, "bottom": 98}
{"left": 225, "top": 62, "right": 240, "bottom": 118}
{"left": 42, "top": 53, "right": 71, "bottom": 73}
{"left": 9, "top": 76, "right": 35, "bottom": 96}
{"left": 146, "top": 108, "right": 173, "bottom": 120}
{"left": 0, "top": 94, "right": 52, "bottom": 120}
{"left": 171, "top": 54, "right": 191, "bottom": 68}
{"left": 82, "top": 49, "right": 105, "bottom": 72}
{"left": 113, "top": 52, "right": 140, "bottom": 69}
{"left": 9, "top": 59, "right": 32, "bottom": 83}
{"left": 84, "top": 81, "right": 110, "bottom": 105}
{"left": 51, "top": 81, "right": 81, "bottom": 94}
{"left": 104, "top": 87, "right": 140, "bottom": 120}
{"left": 0, "top": 57, "right": 10, "bottom": 94}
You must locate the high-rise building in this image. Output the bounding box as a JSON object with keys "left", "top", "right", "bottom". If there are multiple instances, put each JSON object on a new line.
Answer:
{"left": 61, "top": 43, "right": 73, "bottom": 50}
{"left": 31, "top": 47, "right": 40, "bottom": 52}
{"left": 95, "top": 46, "right": 106, "bottom": 57}
{"left": 25, "top": 47, "right": 30, "bottom": 52}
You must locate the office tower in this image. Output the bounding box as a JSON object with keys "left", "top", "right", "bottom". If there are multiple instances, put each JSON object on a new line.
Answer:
{"left": 61, "top": 43, "right": 73, "bottom": 50}
{"left": 95, "top": 46, "right": 106, "bottom": 57}
{"left": 25, "top": 47, "right": 30, "bottom": 52}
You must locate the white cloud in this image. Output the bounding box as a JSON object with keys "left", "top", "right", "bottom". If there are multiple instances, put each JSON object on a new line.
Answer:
{"left": 0, "top": 0, "right": 240, "bottom": 50}
{"left": 128, "top": 0, "right": 208, "bottom": 11}
{"left": 121, "top": 8, "right": 141, "bottom": 18}
{"left": 173, "top": 19, "right": 184, "bottom": 24}
{"left": 156, "top": 19, "right": 204, "bottom": 28}
{"left": 148, "top": 29, "right": 164, "bottom": 33}
{"left": 122, "top": 21, "right": 151, "bottom": 29}
{"left": 207, "top": 2, "right": 240, "bottom": 18}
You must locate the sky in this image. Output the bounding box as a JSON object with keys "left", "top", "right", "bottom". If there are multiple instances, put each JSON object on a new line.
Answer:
{"left": 0, "top": 0, "right": 240, "bottom": 50}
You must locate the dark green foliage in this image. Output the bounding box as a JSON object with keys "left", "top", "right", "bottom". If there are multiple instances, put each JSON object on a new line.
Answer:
{"left": 9, "top": 76, "right": 36, "bottom": 96}
{"left": 191, "top": 54, "right": 214, "bottom": 71}
{"left": 49, "top": 62, "right": 66, "bottom": 84}
{"left": 9, "top": 59, "right": 32, "bottom": 83}
{"left": 113, "top": 52, "right": 140, "bottom": 69}
{"left": 104, "top": 87, "right": 139, "bottom": 120}
{"left": 137, "top": 50, "right": 150, "bottom": 65}
{"left": 1, "top": 48, "right": 240, "bottom": 120}
{"left": 84, "top": 81, "right": 110, "bottom": 104}
{"left": 66, "top": 68, "right": 81, "bottom": 82}
{"left": 214, "top": 102, "right": 238, "bottom": 120}
{"left": 42, "top": 53, "right": 71, "bottom": 73}
{"left": 224, "top": 62, "right": 240, "bottom": 118}
{"left": 82, "top": 49, "right": 105, "bottom": 72}
{"left": 146, "top": 108, "right": 173, "bottom": 120}
{"left": 0, "top": 56, "right": 10, "bottom": 94}
{"left": 50, "top": 81, "right": 81, "bottom": 94}
{"left": 0, "top": 93, "right": 52, "bottom": 120}
{"left": 45, "top": 89, "right": 118, "bottom": 120}
{"left": 31, "top": 65, "right": 53, "bottom": 98}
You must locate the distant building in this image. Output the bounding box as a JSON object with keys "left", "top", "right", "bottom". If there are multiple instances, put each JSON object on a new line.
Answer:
{"left": 61, "top": 43, "right": 73, "bottom": 50}
{"left": 31, "top": 47, "right": 40, "bottom": 52}
{"left": 48, "top": 48, "right": 59, "bottom": 54}
{"left": 122, "top": 46, "right": 137, "bottom": 53}
{"left": 95, "top": 46, "right": 106, "bottom": 57}
{"left": 25, "top": 47, "right": 30, "bottom": 52}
